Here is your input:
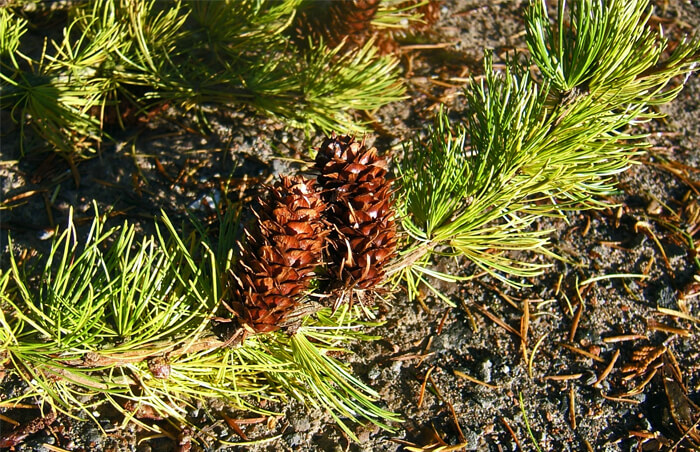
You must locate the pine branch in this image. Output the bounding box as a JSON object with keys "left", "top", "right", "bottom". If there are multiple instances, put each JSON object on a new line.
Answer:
{"left": 1, "top": 0, "right": 406, "bottom": 157}
{"left": 0, "top": 208, "right": 397, "bottom": 437}
{"left": 394, "top": 0, "right": 700, "bottom": 297}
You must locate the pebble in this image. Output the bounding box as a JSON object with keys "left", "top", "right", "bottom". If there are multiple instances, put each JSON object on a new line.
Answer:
{"left": 284, "top": 432, "right": 305, "bottom": 447}
{"left": 646, "top": 199, "right": 663, "bottom": 215}
{"left": 291, "top": 416, "right": 311, "bottom": 433}
{"left": 463, "top": 430, "right": 480, "bottom": 450}
{"left": 481, "top": 359, "right": 493, "bottom": 382}
{"left": 37, "top": 228, "right": 55, "bottom": 240}
{"left": 82, "top": 426, "right": 103, "bottom": 448}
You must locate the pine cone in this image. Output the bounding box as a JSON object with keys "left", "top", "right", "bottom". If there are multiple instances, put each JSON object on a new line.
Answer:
{"left": 293, "top": 0, "right": 440, "bottom": 54}
{"left": 227, "top": 176, "right": 327, "bottom": 333}
{"left": 293, "top": 0, "right": 381, "bottom": 49}
{"left": 315, "top": 134, "right": 397, "bottom": 295}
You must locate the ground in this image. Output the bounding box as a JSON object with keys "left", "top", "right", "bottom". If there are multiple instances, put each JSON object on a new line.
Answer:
{"left": 1, "top": 1, "right": 699, "bottom": 451}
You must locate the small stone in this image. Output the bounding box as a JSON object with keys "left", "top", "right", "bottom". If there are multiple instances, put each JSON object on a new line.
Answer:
{"left": 291, "top": 416, "right": 311, "bottom": 432}
{"left": 148, "top": 356, "right": 171, "bottom": 379}
{"left": 284, "top": 432, "right": 305, "bottom": 447}
{"left": 37, "top": 229, "right": 55, "bottom": 240}
{"left": 646, "top": 199, "right": 663, "bottom": 215}
{"left": 481, "top": 359, "right": 493, "bottom": 383}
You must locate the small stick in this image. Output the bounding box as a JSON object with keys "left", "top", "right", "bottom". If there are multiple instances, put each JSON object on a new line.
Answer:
{"left": 603, "top": 334, "right": 645, "bottom": 343}
{"left": 231, "top": 417, "right": 268, "bottom": 425}
{"left": 401, "top": 42, "right": 456, "bottom": 50}
{"left": 417, "top": 366, "right": 436, "bottom": 408}
{"left": 643, "top": 255, "right": 655, "bottom": 276}
{"left": 599, "top": 391, "right": 641, "bottom": 404}
{"left": 664, "top": 349, "right": 687, "bottom": 393}
{"left": 657, "top": 307, "right": 700, "bottom": 324}
{"left": 459, "top": 300, "right": 479, "bottom": 332}
{"left": 500, "top": 417, "right": 524, "bottom": 452}
{"left": 598, "top": 240, "right": 625, "bottom": 250}
{"left": 619, "top": 368, "right": 658, "bottom": 397}
{"left": 446, "top": 400, "right": 466, "bottom": 444}
{"left": 221, "top": 413, "right": 249, "bottom": 441}
{"left": 426, "top": 78, "right": 463, "bottom": 89}
{"left": 437, "top": 310, "right": 450, "bottom": 335}
{"left": 521, "top": 299, "right": 530, "bottom": 363}
{"left": 559, "top": 343, "right": 605, "bottom": 363}
{"left": 635, "top": 221, "right": 672, "bottom": 272}
{"left": 0, "top": 410, "right": 56, "bottom": 449}
{"left": 154, "top": 158, "right": 173, "bottom": 182}
{"left": 568, "top": 303, "right": 583, "bottom": 342}
{"left": 473, "top": 303, "right": 522, "bottom": 340}
{"left": 390, "top": 352, "right": 435, "bottom": 362}
{"left": 479, "top": 281, "right": 519, "bottom": 310}
{"left": 543, "top": 373, "right": 583, "bottom": 381}
{"left": 2, "top": 189, "right": 46, "bottom": 205}
{"left": 669, "top": 416, "right": 700, "bottom": 451}
{"left": 0, "top": 402, "right": 36, "bottom": 409}
{"left": 582, "top": 215, "right": 591, "bottom": 236}
{"left": 43, "top": 445, "right": 70, "bottom": 452}
{"left": 453, "top": 369, "right": 500, "bottom": 389}
{"left": 417, "top": 336, "right": 434, "bottom": 367}
{"left": 648, "top": 321, "right": 691, "bottom": 337}
{"left": 628, "top": 430, "right": 658, "bottom": 439}
{"left": 568, "top": 385, "right": 577, "bottom": 430}
{"left": 0, "top": 413, "right": 19, "bottom": 426}
{"left": 593, "top": 349, "right": 621, "bottom": 388}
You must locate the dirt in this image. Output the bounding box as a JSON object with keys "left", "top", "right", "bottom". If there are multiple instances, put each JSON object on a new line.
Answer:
{"left": 1, "top": 1, "right": 699, "bottom": 451}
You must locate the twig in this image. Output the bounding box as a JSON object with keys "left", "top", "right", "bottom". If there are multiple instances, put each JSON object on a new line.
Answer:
{"left": 58, "top": 331, "right": 244, "bottom": 369}
{"left": 669, "top": 416, "right": 700, "bottom": 451}
{"left": 647, "top": 321, "right": 691, "bottom": 337}
{"left": 559, "top": 343, "right": 605, "bottom": 363}
{"left": 543, "top": 373, "right": 583, "bottom": 381}
{"left": 453, "top": 369, "right": 500, "bottom": 389}
{"left": 417, "top": 366, "right": 436, "bottom": 408}
{"left": 599, "top": 391, "right": 641, "bottom": 404}
{"left": 437, "top": 309, "right": 450, "bottom": 335}
{"left": 472, "top": 303, "right": 522, "bottom": 340}
{"left": 500, "top": 417, "right": 524, "bottom": 452}
{"left": 521, "top": 299, "right": 530, "bottom": 363}
{"left": 603, "top": 334, "right": 645, "bottom": 343}
{"left": 568, "top": 385, "right": 577, "bottom": 430}
{"left": 384, "top": 242, "right": 436, "bottom": 277}
{"left": 0, "top": 410, "right": 56, "bottom": 448}
{"left": 593, "top": 349, "right": 620, "bottom": 388}
{"left": 568, "top": 303, "right": 583, "bottom": 342}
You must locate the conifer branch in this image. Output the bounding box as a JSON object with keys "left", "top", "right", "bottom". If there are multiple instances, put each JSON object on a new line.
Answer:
{"left": 0, "top": 0, "right": 407, "bottom": 157}
{"left": 394, "top": 0, "right": 700, "bottom": 297}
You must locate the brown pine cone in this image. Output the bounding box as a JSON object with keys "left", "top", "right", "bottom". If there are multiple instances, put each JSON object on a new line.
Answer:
{"left": 315, "top": 134, "right": 397, "bottom": 297}
{"left": 293, "top": 0, "right": 381, "bottom": 49}
{"left": 227, "top": 176, "right": 327, "bottom": 333}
